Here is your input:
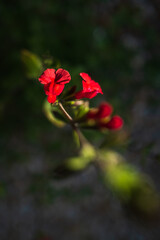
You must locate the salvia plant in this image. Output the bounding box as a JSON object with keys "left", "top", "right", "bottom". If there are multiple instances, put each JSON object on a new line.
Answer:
{"left": 22, "top": 50, "right": 159, "bottom": 216}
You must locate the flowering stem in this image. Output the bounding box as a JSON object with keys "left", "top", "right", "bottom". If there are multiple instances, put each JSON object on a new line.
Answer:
{"left": 58, "top": 103, "right": 105, "bottom": 172}
{"left": 58, "top": 102, "right": 89, "bottom": 147}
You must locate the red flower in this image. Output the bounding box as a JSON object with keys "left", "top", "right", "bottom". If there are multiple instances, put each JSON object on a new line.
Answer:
{"left": 75, "top": 73, "right": 103, "bottom": 99}
{"left": 39, "top": 68, "right": 71, "bottom": 103}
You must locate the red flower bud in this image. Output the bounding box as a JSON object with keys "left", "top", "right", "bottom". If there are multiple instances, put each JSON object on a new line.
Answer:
{"left": 96, "top": 102, "right": 113, "bottom": 119}
{"left": 87, "top": 102, "right": 123, "bottom": 131}
{"left": 100, "top": 115, "right": 123, "bottom": 130}
{"left": 87, "top": 102, "right": 112, "bottom": 120}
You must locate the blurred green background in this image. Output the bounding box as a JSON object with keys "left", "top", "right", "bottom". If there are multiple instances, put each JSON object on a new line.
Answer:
{"left": 0, "top": 0, "right": 160, "bottom": 239}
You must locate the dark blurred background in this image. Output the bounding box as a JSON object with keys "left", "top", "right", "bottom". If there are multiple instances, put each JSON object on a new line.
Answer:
{"left": 0, "top": 0, "right": 160, "bottom": 239}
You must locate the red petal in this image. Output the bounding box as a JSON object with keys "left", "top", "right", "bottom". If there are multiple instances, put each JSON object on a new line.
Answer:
{"left": 44, "top": 83, "right": 50, "bottom": 95}
{"left": 51, "top": 83, "right": 65, "bottom": 96}
{"left": 47, "top": 94, "right": 57, "bottom": 103}
{"left": 96, "top": 102, "right": 113, "bottom": 119}
{"left": 85, "top": 91, "right": 98, "bottom": 99}
{"left": 80, "top": 73, "right": 92, "bottom": 83}
{"left": 75, "top": 90, "right": 86, "bottom": 99}
{"left": 90, "top": 80, "right": 103, "bottom": 94}
{"left": 82, "top": 81, "right": 92, "bottom": 92}
{"left": 39, "top": 69, "right": 56, "bottom": 84}
{"left": 82, "top": 80, "right": 103, "bottom": 94}
{"left": 105, "top": 115, "right": 123, "bottom": 130}
{"left": 75, "top": 90, "right": 97, "bottom": 99}
{"left": 55, "top": 68, "right": 71, "bottom": 84}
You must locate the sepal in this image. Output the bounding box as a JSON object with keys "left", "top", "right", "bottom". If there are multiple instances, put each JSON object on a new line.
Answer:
{"left": 43, "top": 100, "right": 66, "bottom": 127}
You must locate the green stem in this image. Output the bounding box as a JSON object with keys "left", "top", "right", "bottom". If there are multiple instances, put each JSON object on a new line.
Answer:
{"left": 58, "top": 102, "right": 89, "bottom": 147}
{"left": 58, "top": 102, "right": 103, "bottom": 171}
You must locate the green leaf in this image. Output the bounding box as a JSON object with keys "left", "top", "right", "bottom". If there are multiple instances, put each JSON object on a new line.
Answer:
{"left": 66, "top": 156, "right": 91, "bottom": 171}
{"left": 21, "top": 49, "right": 43, "bottom": 79}
{"left": 66, "top": 144, "right": 96, "bottom": 171}
{"left": 80, "top": 143, "right": 96, "bottom": 160}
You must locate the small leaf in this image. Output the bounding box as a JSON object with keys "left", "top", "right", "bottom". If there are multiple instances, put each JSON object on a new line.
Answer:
{"left": 66, "top": 143, "right": 96, "bottom": 171}
{"left": 66, "top": 156, "right": 91, "bottom": 171}
{"left": 21, "top": 49, "right": 43, "bottom": 79}
{"left": 80, "top": 143, "right": 96, "bottom": 160}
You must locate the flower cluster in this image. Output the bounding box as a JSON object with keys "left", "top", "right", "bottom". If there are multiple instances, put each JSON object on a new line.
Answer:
{"left": 38, "top": 68, "right": 123, "bottom": 131}
{"left": 39, "top": 69, "right": 103, "bottom": 103}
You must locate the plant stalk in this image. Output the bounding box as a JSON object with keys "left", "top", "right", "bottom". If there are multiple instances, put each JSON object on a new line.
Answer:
{"left": 58, "top": 102, "right": 89, "bottom": 147}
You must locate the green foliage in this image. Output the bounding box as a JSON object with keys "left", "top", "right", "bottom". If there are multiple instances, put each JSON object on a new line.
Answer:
{"left": 74, "top": 102, "right": 89, "bottom": 120}
{"left": 81, "top": 143, "right": 96, "bottom": 160}
{"left": 105, "top": 163, "right": 141, "bottom": 200}
{"left": 66, "top": 156, "right": 91, "bottom": 171}
{"left": 21, "top": 50, "right": 43, "bottom": 79}
{"left": 66, "top": 144, "right": 96, "bottom": 171}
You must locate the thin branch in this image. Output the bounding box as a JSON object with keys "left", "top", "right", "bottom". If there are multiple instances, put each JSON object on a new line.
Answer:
{"left": 58, "top": 102, "right": 73, "bottom": 122}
